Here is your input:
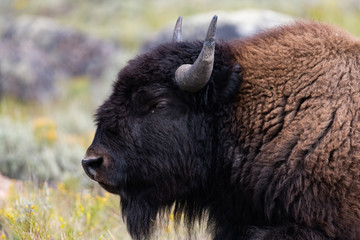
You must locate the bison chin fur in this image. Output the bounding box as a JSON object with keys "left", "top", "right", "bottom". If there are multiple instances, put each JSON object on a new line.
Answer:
{"left": 121, "top": 192, "right": 210, "bottom": 240}
{"left": 121, "top": 197, "right": 159, "bottom": 240}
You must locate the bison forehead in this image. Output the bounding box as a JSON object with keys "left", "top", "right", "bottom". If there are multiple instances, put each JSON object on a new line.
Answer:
{"left": 116, "top": 42, "right": 205, "bottom": 89}
{"left": 99, "top": 40, "right": 238, "bottom": 117}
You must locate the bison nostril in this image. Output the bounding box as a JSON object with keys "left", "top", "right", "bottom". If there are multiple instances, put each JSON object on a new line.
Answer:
{"left": 82, "top": 157, "right": 103, "bottom": 180}
{"left": 82, "top": 157, "right": 103, "bottom": 169}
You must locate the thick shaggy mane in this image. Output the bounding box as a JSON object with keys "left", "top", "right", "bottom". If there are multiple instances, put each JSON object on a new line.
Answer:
{"left": 228, "top": 21, "right": 360, "bottom": 239}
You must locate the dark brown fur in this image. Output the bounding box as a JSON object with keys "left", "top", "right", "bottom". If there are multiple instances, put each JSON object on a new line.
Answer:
{"left": 229, "top": 22, "right": 360, "bottom": 238}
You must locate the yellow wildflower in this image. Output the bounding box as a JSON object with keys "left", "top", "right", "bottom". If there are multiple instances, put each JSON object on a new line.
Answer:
{"left": 5, "top": 213, "right": 14, "bottom": 222}
{"left": 76, "top": 204, "right": 85, "bottom": 217}
{"left": 80, "top": 205, "right": 85, "bottom": 213}
{"left": 45, "top": 129, "right": 57, "bottom": 142}
{"left": 86, "top": 212, "right": 91, "bottom": 225}
{"left": 57, "top": 183, "right": 66, "bottom": 193}
{"left": 96, "top": 195, "right": 108, "bottom": 204}
{"left": 33, "top": 117, "right": 55, "bottom": 129}
{"left": 33, "top": 117, "right": 57, "bottom": 143}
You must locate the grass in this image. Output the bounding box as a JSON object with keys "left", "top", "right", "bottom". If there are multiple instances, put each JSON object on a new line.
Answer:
{"left": 0, "top": 181, "right": 130, "bottom": 240}
{"left": 0, "top": 180, "right": 209, "bottom": 240}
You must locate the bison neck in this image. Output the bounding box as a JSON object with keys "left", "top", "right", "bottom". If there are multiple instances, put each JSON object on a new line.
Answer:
{"left": 198, "top": 102, "right": 269, "bottom": 238}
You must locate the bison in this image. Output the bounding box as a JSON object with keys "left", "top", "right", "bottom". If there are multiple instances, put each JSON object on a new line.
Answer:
{"left": 82, "top": 16, "right": 360, "bottom": 239}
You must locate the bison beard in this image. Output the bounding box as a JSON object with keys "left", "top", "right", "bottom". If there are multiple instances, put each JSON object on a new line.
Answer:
{"left": 83, "top": 17, "right": 360, "bottom": 240}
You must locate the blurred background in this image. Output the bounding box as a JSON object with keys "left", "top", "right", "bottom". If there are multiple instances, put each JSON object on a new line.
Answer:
{"left": 0, "top": 0, "right": 360, "bottom": 239}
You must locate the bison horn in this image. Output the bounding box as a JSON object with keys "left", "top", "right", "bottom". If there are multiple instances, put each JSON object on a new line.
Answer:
{"left": 175, "top": 15, "right": 217, "bottom": 92}
{"left": 173, "top": 16, "right": 183, "bottom": 42}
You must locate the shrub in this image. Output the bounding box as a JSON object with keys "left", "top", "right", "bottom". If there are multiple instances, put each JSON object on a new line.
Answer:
{"left": 0, "top": 116, "right": 85, "bottom": 183}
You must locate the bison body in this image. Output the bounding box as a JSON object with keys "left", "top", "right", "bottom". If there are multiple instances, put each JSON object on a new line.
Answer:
{"left": 82, "top": 18, "right": 360, "bottom": 240}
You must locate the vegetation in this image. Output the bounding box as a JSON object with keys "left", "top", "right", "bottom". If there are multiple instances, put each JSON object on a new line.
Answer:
{"left": 0, "top": 181, "right": 208, "bottom": 239}
{"left": 1, "top": 0, "right": 360, "bottom": 51}
{"left": 0, "top": 0, "right": 359, "bottom": 239}
{"left": 0, "top": 182, "right": 129, "bottom": 240}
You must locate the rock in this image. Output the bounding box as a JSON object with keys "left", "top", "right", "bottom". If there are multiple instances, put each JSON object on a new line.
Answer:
{"left": 141, "top": 9, "right": 295, "bottom": 52}
{"left": 0, "top": 15, "right": 121, "bottom": 103}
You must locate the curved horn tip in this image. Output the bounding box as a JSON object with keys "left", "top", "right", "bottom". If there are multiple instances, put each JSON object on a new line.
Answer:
{"left": 173, "top": 16, "right": 183, "bottom": 42}
{"left": 206, "top": 15, "right": 218, "bottom": 41}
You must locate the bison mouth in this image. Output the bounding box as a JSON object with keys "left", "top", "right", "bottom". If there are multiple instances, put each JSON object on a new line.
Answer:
{"left": 82, "top": 155, "right": 165, "bottom": 199}
{"left": 98, "top": 181, "right": 121, "bottom": 194}
{"left": 82, "top": 157, "right": 123, "bottom": 194}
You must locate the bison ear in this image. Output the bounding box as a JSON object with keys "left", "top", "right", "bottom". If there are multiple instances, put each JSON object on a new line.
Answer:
{"left": 203, "top": 63, "right": 242, "bottom": 107}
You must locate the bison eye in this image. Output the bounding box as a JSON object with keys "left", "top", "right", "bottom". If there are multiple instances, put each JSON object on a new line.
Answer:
{"left": 155, "top": 101, "right": 167, "bottom": 109}
{"left": 150, "top": 101, "right": 168, "bottom": 114}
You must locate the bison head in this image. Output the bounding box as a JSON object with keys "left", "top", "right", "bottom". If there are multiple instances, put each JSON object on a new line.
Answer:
{"left": 82, "top": 16, "right": 241, "bottom": 239}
